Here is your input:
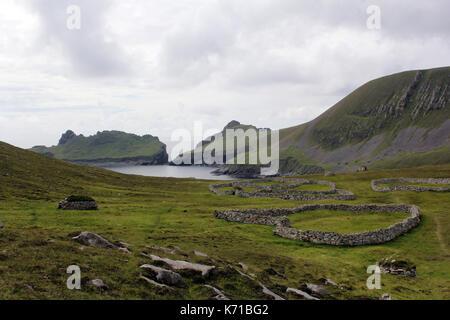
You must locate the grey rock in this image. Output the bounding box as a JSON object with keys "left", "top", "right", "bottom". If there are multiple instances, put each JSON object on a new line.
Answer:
{"left": 142, "top": 253, "right": 215, "bottom": 277}
{"left": 119, "top": 241, "right": 132, "bottom": 248}
{"left": 140, "top": 264, "right": 183, "bottom": 286}
{"left": 73, "top": 232, "right": 117, "bottom": 249}
{"left": 286, "top": 288, "right": 320, "bottom": 300}
{"left": 238, "top": 262, "right": 249, "bottom": 271}
{"left": 204, "top": 285, "right": 229, "bottom": 300}
{"left": 146, "top": 246, "right": 176, "bottom": 255}
{"left": 58, "top": 130, "right": 77, "bottom": 145}
{"left": 306, "top": 284, "right": 331, "bottom": 297}
{"left": 89, "top": 279, "right": 108, "bottom": 290}
{"left": 139, "top": 274, "right": 168, "bottom": 288}
{"left": 380, "top": 293, "right": 391, "bottom": 300}
{"left": 321, "top": 278, "right": 338, "bottom": 286}
{"left": 260, "top": 283, "right": 284, "bottom": 300}
{"left": 194, "top": 251, "right": 208, "bottom": 257}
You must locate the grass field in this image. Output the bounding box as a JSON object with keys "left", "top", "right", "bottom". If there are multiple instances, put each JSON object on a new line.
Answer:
{"left": 0, "top": 142, "right": 449, "bottom": 300}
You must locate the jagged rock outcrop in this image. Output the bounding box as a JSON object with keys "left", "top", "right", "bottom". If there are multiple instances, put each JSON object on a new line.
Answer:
{"left": 141, "top": 253, "right": 215, "bottom": 277}
{"left": 286, "top": 288, "right": 320, "bottom": 300}
{"left": 58, "top": 130, "right": 77, "bottom": 145}
{"left": 278, "top": 67, "right": 450, "bottom": 173}
{"left": 140, "top": 264, "right": 183, "bottom": 286}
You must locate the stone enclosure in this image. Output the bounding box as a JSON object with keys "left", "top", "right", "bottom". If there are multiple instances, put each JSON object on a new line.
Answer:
{"left": 210, "top": 178, "right": 355, "bottom": 201}
{"left": 371, "top": 178, "right": 450, "bottom": 192}
{"left": 58, "top": 199, "right": 98, "bottom": 210}
{"left": 214, "top": 204, "right": 420, "bottom": 246}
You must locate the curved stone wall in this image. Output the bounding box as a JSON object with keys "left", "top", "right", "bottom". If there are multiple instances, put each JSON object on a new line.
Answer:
{"left": 210, "top": 178, "right": 355, "bottom": 201}
{"left": 214, "top": 204, "right": 420, "bottom": 246}
{"left": 371, "top": 178, "right": 450, "bottom": 192}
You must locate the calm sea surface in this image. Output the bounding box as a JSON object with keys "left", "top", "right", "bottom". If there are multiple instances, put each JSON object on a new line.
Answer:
{"left": 105, "top": 165, "right": 234, "bottom": 180}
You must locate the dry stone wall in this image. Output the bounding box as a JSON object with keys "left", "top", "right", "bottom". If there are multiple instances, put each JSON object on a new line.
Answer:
{"left": 58, "top": 199, "right": 98, "bottom": 210}
{"left": 214, "top": 204, "right": 420, "bottom": 246}
{"left": 371, "top": 178, "right": 450, "bottom": 192}
{"left": 210, "top": 178, "right": 355, "bottom": 201}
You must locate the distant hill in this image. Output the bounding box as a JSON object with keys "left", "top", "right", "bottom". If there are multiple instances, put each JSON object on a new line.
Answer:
{"left": 30, "top": 130, "right": 168, "bottom": 166}
{"left": 182, "top": 67, "right": 449, "bottom": 176}
{"left": 278, "top": 66, "right": 450, "bottom": 173}
{"left": 170, "top": 120, "right": 259, "bottom": 166}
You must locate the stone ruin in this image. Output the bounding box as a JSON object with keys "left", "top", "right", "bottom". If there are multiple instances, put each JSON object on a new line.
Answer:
{"left": 210, "top": 178, "right": 355, "bottom": 201}
{"left": 214, "top": 204, "right": 421, "bottom": 246}
{"left": 371, "top": 178, "right": 450, "bottom": 192}
{"left": 58, "top": 198, "right": 98, "bottom": 210}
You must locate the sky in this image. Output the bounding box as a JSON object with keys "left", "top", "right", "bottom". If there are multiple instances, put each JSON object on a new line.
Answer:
{"left": 0, "top": 0, "right": 449, "bottom": 152}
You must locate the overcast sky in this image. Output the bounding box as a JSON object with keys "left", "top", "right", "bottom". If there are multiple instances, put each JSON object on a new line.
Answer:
{"left": 0, "top": 0, "right": 449, "bottom": 151}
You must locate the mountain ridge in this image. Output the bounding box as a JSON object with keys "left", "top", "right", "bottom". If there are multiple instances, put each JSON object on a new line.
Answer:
{"left": 30, "top": 130, "right": 168, "bottom": 166}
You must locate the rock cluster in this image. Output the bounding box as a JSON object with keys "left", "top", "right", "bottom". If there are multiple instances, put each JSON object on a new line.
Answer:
{"left": 371, "top": 178, "right": 450, "bottom": 192}
{"left": 210, "top": 178, "right": 355, "bottom": 201}
{"left": 215, "top": 204, "right": 421, "bottom": 246}
{"left": 73, "top": 232, "right": 117, "bottom": 249}
{"left": 378, "top": 257, "right": 417, "bottom": 277}
{"left": 140, "top": 264, "right": 183, "bottom": 286}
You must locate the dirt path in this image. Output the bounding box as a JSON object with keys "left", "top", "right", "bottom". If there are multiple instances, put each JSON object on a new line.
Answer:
{"left": 433, "top": 216, "right": 449, "bottom": 256}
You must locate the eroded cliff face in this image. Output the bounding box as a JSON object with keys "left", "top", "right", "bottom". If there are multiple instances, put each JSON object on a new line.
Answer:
{"left": 278, "top": 67, "right": 450, "bottom": 173}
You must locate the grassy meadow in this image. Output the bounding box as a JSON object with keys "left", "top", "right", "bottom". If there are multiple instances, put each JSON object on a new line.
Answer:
{"left": 0, "top": 142, "right": 449, "bottom": 300}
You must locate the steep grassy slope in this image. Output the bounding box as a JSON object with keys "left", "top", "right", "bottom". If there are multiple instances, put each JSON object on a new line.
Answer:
{"left": 0, "top": 141, "right": 449, "bottom": 300}
{"left": 279, "top": 67, "right": 450, "bottom": 172}
{"left": 30, "top": 130, "right": 168, "bottom": 165}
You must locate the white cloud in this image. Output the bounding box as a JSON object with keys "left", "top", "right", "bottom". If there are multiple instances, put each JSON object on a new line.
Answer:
{"left": 0, "top": 0, "right": 448, "bottom": 150}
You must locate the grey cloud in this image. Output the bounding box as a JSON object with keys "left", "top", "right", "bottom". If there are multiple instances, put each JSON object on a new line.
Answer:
{"left": 26, "top": 0, "right": 130, "bottom": 77}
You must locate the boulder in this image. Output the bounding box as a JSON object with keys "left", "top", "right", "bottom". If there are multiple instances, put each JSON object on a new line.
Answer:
{"left": 141, "top": 253, "right": 215, "bottom": 277}
{"left": 286, "top": 288, "right": 320, "bottom": 300}
{"left": 306, "top": 283, "right": 331, "bottom": 297}
{"left": 0, "top": 220, "right": 3, "bottom": 229}
{"left": 238, "top": 262, "right": 249, "bottom": 271}
{"left": 72, "top": 232, "right": 117, "bottom": 249}
{"left": 140, "top": 264, "right": 183, "bottom": 286}
{"left": 260, "top": 283, "right": 285, "bottom": 300}
{"left": 194, "top": 251, "right": 208, "bottom": 258}
{"left": 89, "top": 279, "right": 109, "bottom": 290}
{"left": 320, "top": 278, "right": 338, "bottom": 286}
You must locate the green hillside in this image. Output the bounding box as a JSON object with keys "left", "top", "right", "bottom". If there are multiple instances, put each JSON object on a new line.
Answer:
{"left": 30, "top": 130, "right": 168, "bottom": 165}
{"left": 0, "top": 141, "right": 449, "bottom": 300}
{"left": 279, "top": 67, "right": 450, "bottom": 173}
